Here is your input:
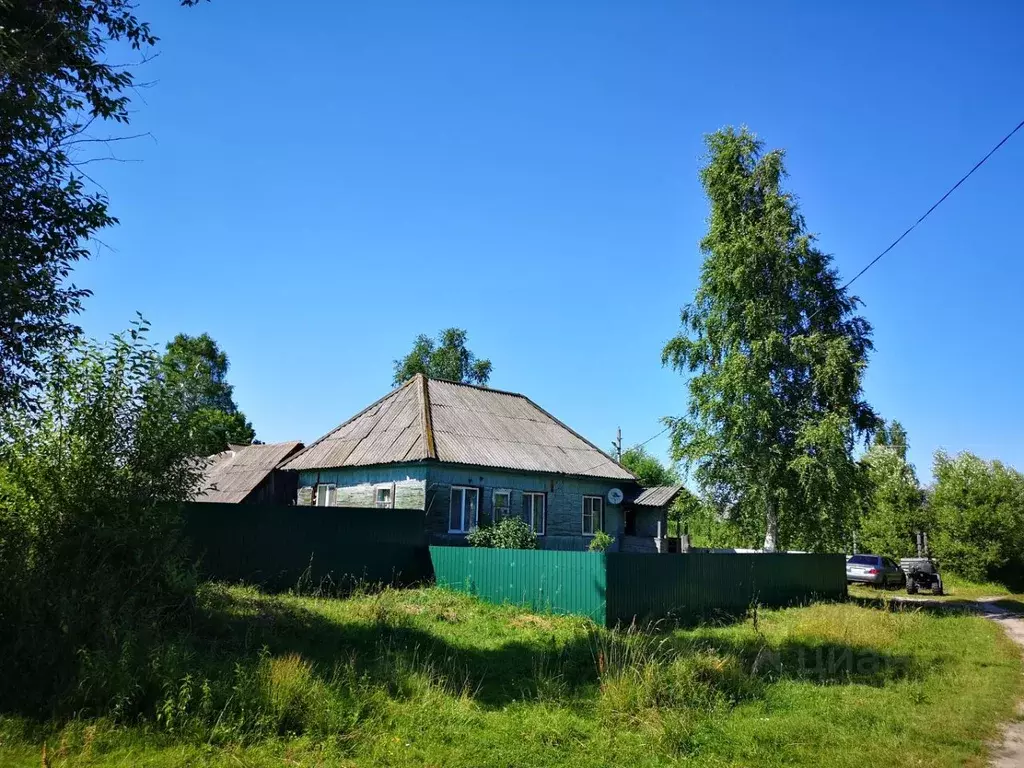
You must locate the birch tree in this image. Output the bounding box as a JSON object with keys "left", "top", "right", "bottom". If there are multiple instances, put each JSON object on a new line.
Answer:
{"left": 663, "top": 127, "right": 877, "bottom": 551}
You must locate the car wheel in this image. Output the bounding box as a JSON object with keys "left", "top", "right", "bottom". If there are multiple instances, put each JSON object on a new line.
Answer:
{"left": 932, "top": 584, "right": 943, "bottom": 596}
{"left": 907, "top": 584, "right": 918, "bottom": 595}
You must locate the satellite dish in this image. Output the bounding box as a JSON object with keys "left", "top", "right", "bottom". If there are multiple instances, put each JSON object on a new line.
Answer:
{"left": 607, "top": 488, "right": 624, "bottom": 505}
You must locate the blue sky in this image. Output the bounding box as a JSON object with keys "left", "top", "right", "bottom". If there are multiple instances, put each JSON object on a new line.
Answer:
{"left": 76, "top": 0, "right": 1024, "bottom": 481}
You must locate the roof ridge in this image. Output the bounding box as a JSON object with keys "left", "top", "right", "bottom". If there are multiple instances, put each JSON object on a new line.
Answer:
{"left": 425, "top": 376, "right": 528, "bottom": 400}
{"left": 418, "top": 373, "right": 437, "bottom": 459}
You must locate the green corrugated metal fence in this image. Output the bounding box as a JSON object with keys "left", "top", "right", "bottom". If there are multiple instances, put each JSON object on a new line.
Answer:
{"left": 430, "top": 546, "right": 607, "bottom": 622}
{"left": 184, "top": 502, "right": 845, "bottom": 624}
{"left": 431, "top": 548, "right": 845, "bottom": 627}
{"left": 605, "top": 552, "right": 847, "bottom": 626}
{"left": 183, "top": 502, "right": 430, "bottom": 591}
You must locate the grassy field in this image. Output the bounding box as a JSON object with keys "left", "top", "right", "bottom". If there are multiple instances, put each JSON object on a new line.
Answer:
{"left": 1, "top": 584, "right": 1021, "bottom": 767}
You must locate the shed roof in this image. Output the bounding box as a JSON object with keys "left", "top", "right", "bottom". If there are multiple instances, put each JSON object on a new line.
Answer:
{"left": 282, "top": 375, "right": 635, "bottom": 481}
{"left": 632, "top": 485, "right": 685, "bottom": 508}
{"left": 196, "top": 441, "right": 304, "bottom": 503}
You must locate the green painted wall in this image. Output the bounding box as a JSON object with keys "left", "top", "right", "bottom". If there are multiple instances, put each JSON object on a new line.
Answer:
{"left": 426, "top": 465, "right": 638, "bottom": 552}
{"left": 294, "top": 462, "right": 660, "bottom": 552}
{"left": 297, "top": 465, "right": 428, "bottom": 509}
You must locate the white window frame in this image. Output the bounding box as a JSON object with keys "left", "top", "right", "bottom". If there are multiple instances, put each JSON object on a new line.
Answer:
{"left": 374, "top": 484, "right": 394, "bottom": 509}
{"left": 582, "top": 495, "right": 603, "bottom": 536}
{"left": 492, "top": 488, "right": 512, "bottom": 520}
{"left": 449, "top": 486, "right": 480, "bottom": 534}
{"left": 523, "top": 492, "right": 546, "bottom": 536}
{"left": 315, "top": 483, "right": 336, "bottom": 507}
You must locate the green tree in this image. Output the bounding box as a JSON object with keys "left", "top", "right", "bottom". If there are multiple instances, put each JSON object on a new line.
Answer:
{"left": 678, "top": 499, "right": 746, "bottom": 549}
{"left": 393, "top": 328, "right": 492, "bottom": 387}
{"left": 663, "top": 127, "right": 878, "bottom": 552}
{"left": 619, "top": 446, "right": 679, "bottom": 487}
{"left": 929, "top": 451, "right": 1024, "bottom": 583}
{"left": 0, "top": 0, "right": 200, "bottom": 411}
{"left": 0, "top": 320, "right": 203, "bottom": 714}
{"left": 858, "top": 420, "right": 927, "bottom": 557}
{"left": 161, "top": 333, "right": 255, "bottom": 455}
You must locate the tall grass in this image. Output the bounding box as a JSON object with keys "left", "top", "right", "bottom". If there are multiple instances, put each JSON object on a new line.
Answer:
{"left": 2, "top": 585, "right": 1020, "bottom": 768}
{"left": 0, "top": 327, "right": 205, "bottom": 718}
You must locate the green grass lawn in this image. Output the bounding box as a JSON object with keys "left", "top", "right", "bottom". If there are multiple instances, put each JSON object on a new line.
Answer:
{"left": 2, "top": 584, "right": 1021, "bottom": 767}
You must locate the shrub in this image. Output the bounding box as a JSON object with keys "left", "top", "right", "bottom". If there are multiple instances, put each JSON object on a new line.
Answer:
{"left": 588, "top": 530, "right": 614, "bottom": 552}
{"left": 465, "top": 524, "right": 494, "bottom": 548}
{"left": 0, "top": 321, "right": 204, "bottom": 716}
{"left": 467, "top": 517, "right": 538, "bottom": 549}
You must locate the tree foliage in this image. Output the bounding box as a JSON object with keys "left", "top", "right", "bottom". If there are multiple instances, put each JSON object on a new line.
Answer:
{"left": 929, "top": 451, "right": 1024, "bottom": 583}
{"left": 677, "top": 499, "right": 747, "bottom": 549}
{"left": 663, "top": 127, "right": 877, "bottom": 551}
{"left": 161, "top": 333, "right": 255, "bottom": 456}
{"left": 619, "top": 446, "right": 679, "bottom": 487}
{"left": 0, "top": 320, "right": 202, "bottom": 714}
{"left": 858, "top": 420, "right": 927, "bottom": 558}
{"left": 0, "top": 0, "right": 200, "bottom": 411}
{"left": 393, "top": 328, "right": 492, "bottom": 387}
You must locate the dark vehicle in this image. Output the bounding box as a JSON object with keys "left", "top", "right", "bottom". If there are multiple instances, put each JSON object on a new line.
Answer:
{"left": 900, "top": 557, "right": 943, "bottom": 596}
{"left": 846, "top": 554, "right": 905, "bottom": 587}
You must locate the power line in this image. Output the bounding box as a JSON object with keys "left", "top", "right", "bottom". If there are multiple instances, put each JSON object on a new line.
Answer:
{"left": 632, "top": 424, "right": 671, "bottom": 451}
{"left": 569, "top": 424, "right": 672, "bottom": 482}
{"left": 571, "top": 124, "right": 1024, "bottom": 484}
{"left": 840, "top": 117, "right": 1024, "bottom": 292}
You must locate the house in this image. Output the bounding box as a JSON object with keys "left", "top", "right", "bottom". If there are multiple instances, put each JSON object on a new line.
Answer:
{"left": 281, "top": 374, "right": 683, "bottom": 552}
{"left": 196, "top": 441, "right": 304, "bottom": 505}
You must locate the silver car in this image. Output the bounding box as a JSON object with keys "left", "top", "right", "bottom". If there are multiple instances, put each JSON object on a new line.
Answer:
{"left": 846, "top": 554, "right": 905, "bottom": 587}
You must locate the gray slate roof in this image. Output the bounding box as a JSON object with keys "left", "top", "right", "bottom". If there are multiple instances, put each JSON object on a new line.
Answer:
{"left": 632, "top": 485, "right": 684, "bottom": 508}
{"left": 282, "top": 374, "right": 635, "bottom": 481}
{"left": 196, "top": 441, "right": 304, "bottom": 503}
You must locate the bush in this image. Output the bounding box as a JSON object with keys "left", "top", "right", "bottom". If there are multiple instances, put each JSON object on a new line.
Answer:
{"left": 467, "top": 517, "right": 538, "bottom": 549}
{"left": 588, "top": 530, "right": 614, "bottom": 552}
{"left": 0, "top": 321, "right": 204, "bottom": 716}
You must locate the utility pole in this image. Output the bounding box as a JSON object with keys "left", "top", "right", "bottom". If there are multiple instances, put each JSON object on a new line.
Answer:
{"left": 614, "top": 427, "right": 622, "bottom": 462}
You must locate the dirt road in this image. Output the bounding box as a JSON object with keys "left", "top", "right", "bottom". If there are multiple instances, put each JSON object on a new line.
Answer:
{"left": 977, "top": 600, "right": 1024, "bottom": 768}
{"left": 888, "top": 596, "right": 1024, "bottom": 766}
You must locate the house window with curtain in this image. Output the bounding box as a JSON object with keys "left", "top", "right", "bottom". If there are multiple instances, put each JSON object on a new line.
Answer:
{"left": 493, "top": 489, "right": 512, "bottom": 520}
{"left": 315, "top": 484, "right": 336, "bottom": 507}
{"left": 375, "top": 486, "right": 392, "bottom": 509}
{"left": 582, "top": 495, "right": 603, "bottom": 535}
{"left": 523, "top": 492, "right": 545, "bottom": 535}
{"left": 449, "top": 486, "right": 479, "bottom": 533}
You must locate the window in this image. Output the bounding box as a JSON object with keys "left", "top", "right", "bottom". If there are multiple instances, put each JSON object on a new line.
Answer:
{"left": 449, "top": 486, "right": 480, "bottom": 533}
{"left": 375, "top": 486, "right": 393, "bottom": 509}
{"left": 523, "top": 492, "right": 545, "bottom": 535}
{"left": 582, "top": 495, "right": 603, "bottom": 535}
{"left": 315, "top": 483, "right": 335, "bottom": 507}
{"left": 493, "top": 489, "right": 512, "bottom": 520}
{"left": 847, "top": 555, "right": 880, "bottom": 566}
